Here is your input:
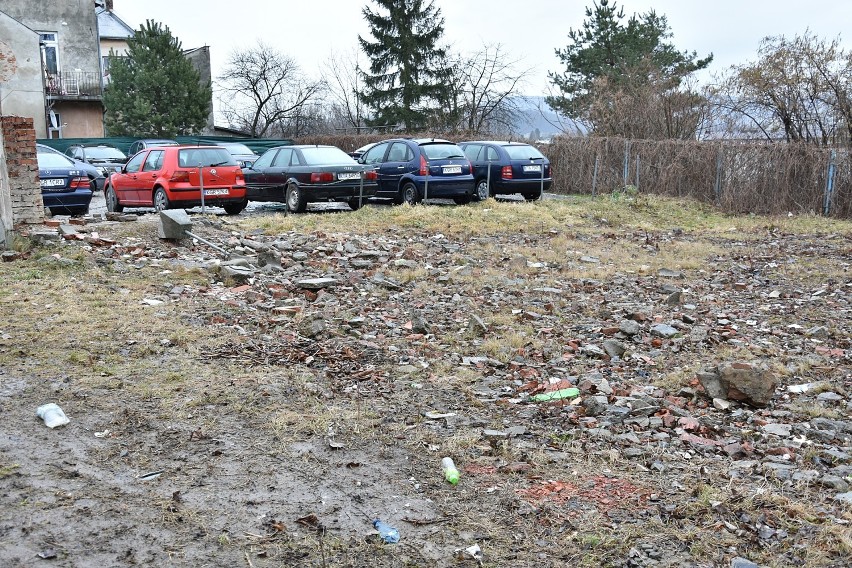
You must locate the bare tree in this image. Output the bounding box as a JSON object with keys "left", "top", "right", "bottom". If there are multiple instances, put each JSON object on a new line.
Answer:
{"left": 218, "top": 41, "right": 325, "bottom": 137}
{"left": 321, "top": 48, "right": 367, "bottom": 131}
{"left": 441, "top": 43, "right": 529, "bottom": 134}
{"left": 712, "top": 32, "right": 852, "bottom": 145}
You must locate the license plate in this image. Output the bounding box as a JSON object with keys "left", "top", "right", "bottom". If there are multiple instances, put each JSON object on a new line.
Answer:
{"left": 204, "top": 188, "right": 229, "bottom": 196}
{"left": 40, "top": 179, "right": 65, "bottom": 187}
{"left": 338, "top": 172, "right": 361, "bottom": 180}
{"left": 523, "top": 165, "right": 541, "bottom": 172}
{"left": 443, "top": 166, "right": 462, "bottom": 174}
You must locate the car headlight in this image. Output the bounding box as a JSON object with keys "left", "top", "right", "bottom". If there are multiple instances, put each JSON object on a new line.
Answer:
{"left": 97, "top": 166, "right": 109, "bottom": 176}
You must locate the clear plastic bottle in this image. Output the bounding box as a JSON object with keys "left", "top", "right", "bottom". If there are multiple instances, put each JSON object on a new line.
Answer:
{"left": 36, "top": 403, "right": 70, "bottom": 428}
{"left": 442, "top": 457, "right": 460, "bottom": 485}
{"left": 372, "top": 519, "right": 400, "bottom": 544}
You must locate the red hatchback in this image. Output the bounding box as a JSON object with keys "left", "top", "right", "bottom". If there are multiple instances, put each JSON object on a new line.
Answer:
{"left": 105, "top": 145, "right": 248, "bottom": 215}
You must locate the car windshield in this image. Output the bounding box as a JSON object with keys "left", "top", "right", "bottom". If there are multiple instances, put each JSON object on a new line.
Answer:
{"left": 218, "top": 143, "right": 255, "bottom": 155}
{"left": 421, "top": 143, "right": 465, "bottom": 160}
{"left": 300, "top": 147, "right": 355, "bottom": 166}
{"left": 504, "top": 145, "right": 545, "bottom": 160}
{"left": 37, "top": 152, "right": 75, "bottom": 168}
{"left": 179, "top": 148, "right": 237, "bottom": 167}
{"left": 84, "top": 146, "right": 126, "bottom": 159}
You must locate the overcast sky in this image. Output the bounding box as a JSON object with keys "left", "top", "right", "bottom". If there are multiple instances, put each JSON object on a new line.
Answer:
{"left": 114, "top": 0, "right": 851, "bottom": 101}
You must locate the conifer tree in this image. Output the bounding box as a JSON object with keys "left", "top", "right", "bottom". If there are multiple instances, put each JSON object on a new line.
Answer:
{"left": 358, "top": 0, "right": 451, "bottom": 130}
{"left": 103, "top": 20, "right": 211, "bottom": 137}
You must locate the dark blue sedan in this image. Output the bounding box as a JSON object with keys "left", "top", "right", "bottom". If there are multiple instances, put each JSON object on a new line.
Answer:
{"left": 459, "top": 141, "right": 552, "bottom": 201}
{"left": 358, "top": 138, "right": 476, "bottom": 205}
{"left": 36, "top": 147, "right": 93, "bottom": 216}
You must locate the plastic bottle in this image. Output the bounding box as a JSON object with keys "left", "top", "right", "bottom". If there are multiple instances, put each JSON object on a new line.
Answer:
{"left": 442, "top": 457, "right": 460, "bottom": 485}
{"left": 36, "top": 403, "right": 70, "bottom": 428}
{"left": 372, "top": 519, "right": 400, "bottom": 544}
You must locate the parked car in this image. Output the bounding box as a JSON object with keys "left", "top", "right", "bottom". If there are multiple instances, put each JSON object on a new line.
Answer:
{"left": 65, "top": 143, "right": 128, "bottom": 183}
{"left": 458, "top": 141, "right": 552, "bottom": 201}
{"left": 36, "top": 146, "right": 94, "bottom": 216}
{"left": 128, "top": 138, "right": 179, "bottom": 156}
{"left": 348, "top": 142, "right": 377, "bottom": 161}
{"left": 243, "top": 145, "right": 378, "bottom": 212}
{"left": 358, "top": 138, "right": 475, "bottom": 205}
{"left": 212, "top": 141, "right": 259, "bottom": 168}
{"left": 104, "top": 145, "right": 248, "bottom": 215}
{"left": 36, "top": 143, "right": 104, "bottom": 192}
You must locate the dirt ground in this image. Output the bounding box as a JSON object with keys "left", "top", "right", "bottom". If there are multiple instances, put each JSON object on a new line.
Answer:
{"left": 0, "top": 195, "right": 850, "bottom": 567}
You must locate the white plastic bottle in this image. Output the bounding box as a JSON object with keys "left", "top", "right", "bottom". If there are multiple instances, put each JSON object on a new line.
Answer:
{"left": 441, "top": 457, "right": 460, "bottom": 485}
{"left": 37, "top": 403, "right": 70, "bottom": 428}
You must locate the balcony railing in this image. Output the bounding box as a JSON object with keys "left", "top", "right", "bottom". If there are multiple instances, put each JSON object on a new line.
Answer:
{"left": 45, "top": 71, "right": 103, "bottom": 99}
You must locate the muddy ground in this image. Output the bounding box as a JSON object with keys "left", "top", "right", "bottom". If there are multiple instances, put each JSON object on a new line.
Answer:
{"left": 0, "top": 196, "right": 850, "bottom": 567}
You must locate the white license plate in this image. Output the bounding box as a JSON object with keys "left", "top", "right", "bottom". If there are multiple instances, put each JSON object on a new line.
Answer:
{"left": 204, "top": 188, "right": 229, "bottom": 196}
{"left": 40, "top": 179, "right": 65, "bottom": 187}
{"left": 443, "top": 166, "right": 462, "bottom": 174}
{"left": 338, "top": 172, "right": 361, "bottom": 180}
{"left": 523, "top": 165, "right": 541, "bottom": 172}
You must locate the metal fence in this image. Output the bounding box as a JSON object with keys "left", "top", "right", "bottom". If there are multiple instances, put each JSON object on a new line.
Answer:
{"left": 545, "top": 137, "right": 851, "bottom": 217}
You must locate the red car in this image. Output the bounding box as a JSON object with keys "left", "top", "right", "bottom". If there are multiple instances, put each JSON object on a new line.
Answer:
{"left": 105, "top": 145, "right": 248, "bottom": 215}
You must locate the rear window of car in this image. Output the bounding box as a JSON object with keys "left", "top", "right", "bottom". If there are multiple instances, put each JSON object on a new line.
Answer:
{"left": 504, "top": 144, "right": 545, "bottom": 160}
{"left": 420, "top": 143, "right": 466, "bottom": 160}
{"left": 178, "top": 148, "right": 237, "bottom": 168}
{"left": 84, "top": 146, "right": 126, "bottom": 159}
{"left": 37, "top": 152, "right": 74, "bottom": 168}
{"left": 299, "top": 147, "right": 355, "bottom": 166}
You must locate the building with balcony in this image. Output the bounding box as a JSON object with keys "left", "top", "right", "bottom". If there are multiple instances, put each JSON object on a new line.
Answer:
{"left": 0, "top": 0, "right": 105, "bottom": 138}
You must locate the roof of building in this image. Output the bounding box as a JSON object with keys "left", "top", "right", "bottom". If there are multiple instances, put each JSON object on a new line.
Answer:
{"left": 96, "top": 8, "right": 134, "bottom": 39}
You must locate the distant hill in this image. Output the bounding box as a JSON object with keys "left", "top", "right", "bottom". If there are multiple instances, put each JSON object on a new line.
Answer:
{"left": 511, "top": 96, "right": 585, "bottom": 140}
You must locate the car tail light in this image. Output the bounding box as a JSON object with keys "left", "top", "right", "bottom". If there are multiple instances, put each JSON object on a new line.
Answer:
{"left": 310, "top": 172, "right": 334, "bottom": 183}
{"left": 170, "top": 170, "right": 191, "bottom": 183}
{"left": 364, "top": 170, "right": 378, "bottom": 181}
{"left": 468, "top": 160, "right": 474, "bottom": 174}
{"left": 70, "top": 176, "right": 89, "bottom": 189}
{"left": 419, "top": 155, "right": 429, "bottom": 176}
{"left": 501, "top": 165, "right": 513, "bottom": 179}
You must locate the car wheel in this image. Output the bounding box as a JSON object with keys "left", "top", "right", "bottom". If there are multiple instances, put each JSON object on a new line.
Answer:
{"left": 286, "top": 184, "right": 307, "bottom": 213}
{"left": 347, "top": 197, "right": 363, "bottom": 211}
{"left": 475, "top": 179, "right": 490, "bottom": 201}
{"left": 523, "top": 190, "right": 542, "bottom": 202}
{"left": 153, "top": 187, "right": 171, "bottom": 212}
{"left": 105, "top": 184, "right": 124, "bottom": 213}
{"left": 223, "top": 200, "right": 247, "bottom": 215}
{"left": 400, "top": 182, "right": 419, "bottom": 205}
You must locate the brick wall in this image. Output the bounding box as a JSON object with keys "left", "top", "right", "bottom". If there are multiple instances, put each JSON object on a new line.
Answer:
{"left": 1, "top": 116, "right": 43, "bottom": 225}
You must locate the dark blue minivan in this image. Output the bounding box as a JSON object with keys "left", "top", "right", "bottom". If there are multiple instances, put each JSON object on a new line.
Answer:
{"left": 459, "top": 141, "right": 552, "bottom": 201}
{"left": 359, "top": 138, "right": 476, "bottom": 205}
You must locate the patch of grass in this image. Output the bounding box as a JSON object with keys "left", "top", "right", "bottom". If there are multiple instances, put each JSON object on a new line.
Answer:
{"left": 0, "top": 463, "right": 21, "bottom": 478}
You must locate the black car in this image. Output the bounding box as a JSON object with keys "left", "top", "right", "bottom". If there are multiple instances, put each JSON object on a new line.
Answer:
{"left": 243, "top": 145, "right": 378, "bottom": 212}
{"left": 36, "top": 146, "right": 94, "bottom": 216}
{"left": 65, "top": 143, "right": 128, "bottom": 181}
{"left": 127, "top": 138, "right": 179, "bottom": 156}
{"left": 36, "top": 143, "right": 104, "bottom": 191}
{"left": 358, "top": 138, "right": 475, "bottom": 205}
{"left": 459, "top": 141, "right": 552, "bottom": 201}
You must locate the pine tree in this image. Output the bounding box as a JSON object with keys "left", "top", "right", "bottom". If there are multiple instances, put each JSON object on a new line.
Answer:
{"left": 103, "top": 20, "right": 211, "bottom": 137}
{"left": 546, "top": 0, "right": 712, "bottom": 129}
{"left": 358, "top": 0, "right": 451, "bottom": 130}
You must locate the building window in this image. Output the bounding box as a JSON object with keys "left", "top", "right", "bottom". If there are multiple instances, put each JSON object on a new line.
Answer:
{"left": 39, "top": 32, "right": 59, "bottom": 75}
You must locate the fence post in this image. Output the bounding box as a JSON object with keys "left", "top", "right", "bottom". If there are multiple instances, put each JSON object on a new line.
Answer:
{"left": 592, "top": 155, "right": 599, "bottom": 197}
{"left": 714, "top": 149, "right": 723, "bottom": 205}
{"left": 635, "top": 155, "right": 640, "bottom": 190}
{"left": 823, "top": 150, "right": 837, "bottom": 215}
{"left": 622, "top": 140, "right": 631, "bottom": 188}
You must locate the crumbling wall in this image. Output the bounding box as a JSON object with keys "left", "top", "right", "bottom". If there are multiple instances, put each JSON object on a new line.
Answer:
{"left": 1, "top": 116, "right": 43, "bottom": 228}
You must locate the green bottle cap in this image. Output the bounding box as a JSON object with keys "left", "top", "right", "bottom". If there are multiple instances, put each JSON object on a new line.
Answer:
{"left": 445, "top": 469, "right": 460, "bottom": 485}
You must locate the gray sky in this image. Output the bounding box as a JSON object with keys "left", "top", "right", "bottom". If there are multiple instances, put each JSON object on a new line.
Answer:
{"left": 114, "top": 0, "right": 851, "bottom": 101}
